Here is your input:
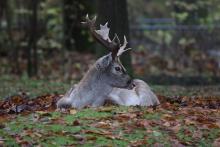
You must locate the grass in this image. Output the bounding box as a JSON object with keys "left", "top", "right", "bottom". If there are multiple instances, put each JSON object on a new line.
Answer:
{"left": 0, "top": 75, "right": 72, "bottom": 99}
{"left": 1, "top": 107, "right": 219, "bottom": 146}
{"left": 0, "top": 74, "right": 220, "bottom": 146}
{"left": 0, "top": 74, "right": 220, "bottom": 99}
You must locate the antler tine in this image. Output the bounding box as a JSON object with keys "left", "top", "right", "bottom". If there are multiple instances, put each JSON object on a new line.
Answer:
{"left": 83, "top": 15, "right": 132, "bottom": 59}
{"left": 117, "top": 36, "right": 131, "bottom": 57}
{"left": 82, "top": 14, "right": 122, "bottom": 59}
{"left": 112, "top": 34, "right": 120, "bottom": 45}
{"left": 111, "top": 34, "right": 121, "bottom": 58}
{"left": 81, "top": 14, "right": 96, "bottom": 28}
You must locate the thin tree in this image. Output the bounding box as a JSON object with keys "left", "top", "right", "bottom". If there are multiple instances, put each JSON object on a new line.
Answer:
{"left": 63, "top": 0, "right": 94, "bottom": 52}
{"left": 27, "top": 0, "right": 38, "bottom": 77}
{"left": 96, "top": 0, "right": 132, "bottom": 74}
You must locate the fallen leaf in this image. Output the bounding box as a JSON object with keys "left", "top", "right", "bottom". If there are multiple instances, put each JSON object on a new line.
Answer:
{"left": 169, "top": 138, "right": 186, "bottom": 147}
{"left": 36, "top": 111, "right": 51, "bottom": 116}
{"left": 184, "top": 118, "right": 197, "bottom": 125}
{"left": 115, "top": 113, "right": 137, "bottom": 122}
{"left": 70, "top": 109, "right": 77, "bottom": 115}
{"left": 73, "top": 120, "right": 80, "bottom": 126}
{"left": 213, "top": 138, "right": 220, "bottom": 147}
{"left": 162, "top": 114, "right": 175, "bottom": 121}
{"left": 170, "top": 124, "right": 181, "bottom": 133}
{"left": 97, "top": 107, "right": 113, "bottom": 112}
{"left": 163, "top": 121, "right": 171, "bottom": 127}
{"left": 94, "top": 121, "right": 111, "bottom": 129}
{"left": 136, "top": 120, "right": 152, "bottom": 128}
{"left": 192, "top": 130, "right": 202, "bottom": 139}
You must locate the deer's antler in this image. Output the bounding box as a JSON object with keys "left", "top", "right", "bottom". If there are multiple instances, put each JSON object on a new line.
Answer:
{"left": 82, "top": 14, "right": 131, "bottom": 59}
{"left": 117, "top": 36, "right": 131, "bottom": 57}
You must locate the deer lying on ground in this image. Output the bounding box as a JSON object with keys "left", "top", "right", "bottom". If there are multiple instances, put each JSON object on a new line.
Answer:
{"left": 57, "top": 15, "right": 159, "bottom": 109}
{"left": 108, "top": 79, "right": 160, "bottom": 106}
{"left": 57, "top": 15, "right": 134, "bottom": 109}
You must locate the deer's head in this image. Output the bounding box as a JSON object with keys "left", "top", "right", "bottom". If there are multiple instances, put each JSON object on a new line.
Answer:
{"left": 82, "top": 15, "right": 134, "bottom": 89}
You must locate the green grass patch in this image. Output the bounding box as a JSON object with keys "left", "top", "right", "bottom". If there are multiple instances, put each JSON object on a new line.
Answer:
{"left": 0, "top": 75, "right": 72, "bottom": 99}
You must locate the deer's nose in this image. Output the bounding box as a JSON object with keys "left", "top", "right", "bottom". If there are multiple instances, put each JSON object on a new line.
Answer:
{"left": 127, "top": 79, "right": 135, "bottom": 89}
{"left": 127, "top": 79, "right": 132, "bottom": 85}
{"left": 132, "top": 83, "right": 136, "bottom": 87}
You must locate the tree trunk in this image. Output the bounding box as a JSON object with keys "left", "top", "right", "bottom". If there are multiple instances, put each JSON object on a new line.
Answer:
{"left": 96, "top": 0, "right": 132, "bottom": 74}
{"left": 27, "top": 0, "right": 38, "bottom": 77}
{"left": 5, "top": 0, "right": 21, "bottom": 75}
{"left": 63, "top": 0, "right": 94, "bottom": 52}
{"left": 0, "top": 0, "right": 6, "bottom": 18}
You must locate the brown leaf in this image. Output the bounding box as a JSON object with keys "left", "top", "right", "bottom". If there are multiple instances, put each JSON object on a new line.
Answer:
{"left": 170, "top": 124, "right": 181, "bottom": 133}
{"left": 94, "top": 121, "right": 111, "bottom": 129}
{"left": 207, "top": 123, "right": 220, "bottom": 129}
{"left": 84, "top": 130, "right": 126, "bottom": 141}
{"left": 69, "top": 109, "right": 77, "bottom": 115}
{"left": 213, "top": 138, "right": 220, "bottom": 147}
{"left": 86, "top": 136, "right": 97, "bottom": 141}
{"left": 73, "top": 120, "right": 80, "bottom": 126}
{"left": 162, "top": 114, "right": 176, "bottom": 121}
{"left": 169, "top": 138, "right": 186, "bottom": 147}
{"left": 130, "top": 139, "right": 147, "bottom": 146}
{"left": 136, "top": 120, "right": 152, "bottom": 128}
{"left": 72, "top": 134, "right": 85, "bottom": 141}
{"left": 192, "top": 130, "right": 202, "bottom": 139}
{"left": 114, "top": 113, "right": 137, "bottom": 122}
{"left": 163, "top": 121, "right": 171, "bottom": 127}
{"left": 97, "top": 107, "right": 114, "bottom": 112}
{"left": 0, "top": 141, "right": 4, "bottom": 146}
{"left": 184, "top": 118, "right": 197, "bottom": 125}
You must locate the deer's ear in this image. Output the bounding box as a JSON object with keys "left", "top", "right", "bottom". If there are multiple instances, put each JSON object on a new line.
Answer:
{"left": 95, "top": 54, "right": 112, "bottom": 71}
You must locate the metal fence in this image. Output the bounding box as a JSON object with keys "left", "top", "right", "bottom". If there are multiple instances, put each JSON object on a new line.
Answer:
{"left": 129, "top": 1, "right": 220, "bottom": 84}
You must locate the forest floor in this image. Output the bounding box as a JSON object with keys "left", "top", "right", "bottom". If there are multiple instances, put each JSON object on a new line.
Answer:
{"left": 0, "top": 75, "right": 220, "bottom": 146}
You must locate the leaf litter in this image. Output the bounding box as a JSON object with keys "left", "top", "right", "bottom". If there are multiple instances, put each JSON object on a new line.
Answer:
{"left": 0, "top": 93, "right": 219, "bottom": 146}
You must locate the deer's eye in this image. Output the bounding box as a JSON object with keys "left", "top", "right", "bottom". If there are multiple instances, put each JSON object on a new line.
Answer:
{"left": 115, "top": 67, "right": 121, "bottom": 72}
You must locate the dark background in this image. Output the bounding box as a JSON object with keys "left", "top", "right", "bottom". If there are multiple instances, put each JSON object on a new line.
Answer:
{"left": 0, "top": 0, "right": 220, "bottom": 85}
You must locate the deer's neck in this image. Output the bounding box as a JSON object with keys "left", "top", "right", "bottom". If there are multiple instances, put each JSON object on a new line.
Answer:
{"left": 79, "top": 66, "right": 110, "bottom": 92}
{"left": 67, "top": 66, "right": 112, "bottom": 108}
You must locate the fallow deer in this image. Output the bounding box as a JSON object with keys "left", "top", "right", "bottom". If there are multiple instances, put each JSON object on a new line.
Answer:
{"left": 57, "top": 15, "right": 160, "bottom": 109}
{"left": 57, "top": 15, "right": 134, "bottom": 109}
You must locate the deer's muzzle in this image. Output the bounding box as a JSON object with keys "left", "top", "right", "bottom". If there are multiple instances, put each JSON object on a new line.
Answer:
{"left": 127, "top": 79, "right": 135, "bottom": 90}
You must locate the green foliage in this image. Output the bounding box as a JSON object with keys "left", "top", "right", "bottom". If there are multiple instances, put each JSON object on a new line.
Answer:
{"left": 144, "top": 112, "right": 162, "bottom": 120}
{"left": 165, "top": 0, "right": 220, "bottom": 27}
{"left": 38, "top": 1, "right": 63, "bottom": 49}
